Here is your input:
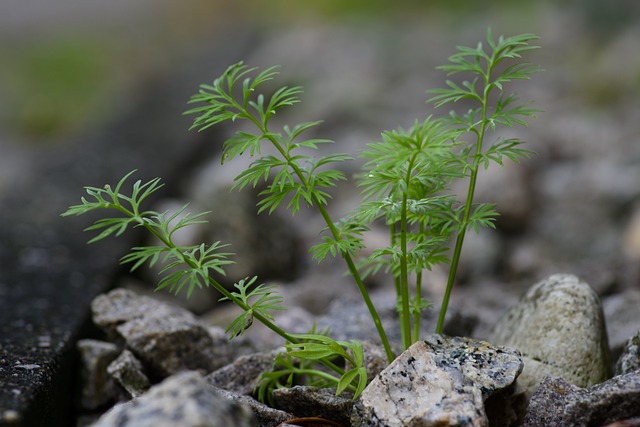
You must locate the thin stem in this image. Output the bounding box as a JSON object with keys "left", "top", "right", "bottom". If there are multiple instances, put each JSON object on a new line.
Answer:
{"left": 435, "top": 63, "right": 492, "bottom": 335}
{"left": 399, "top": 158, "right": 416, "bottom": 350}
{"left": 412, "top": 223, "right": 425, "bottom": 343}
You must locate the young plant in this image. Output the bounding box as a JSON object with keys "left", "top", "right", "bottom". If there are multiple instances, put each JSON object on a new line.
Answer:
{"left": 62, "top": 29, "right": 540, "bottom": 399}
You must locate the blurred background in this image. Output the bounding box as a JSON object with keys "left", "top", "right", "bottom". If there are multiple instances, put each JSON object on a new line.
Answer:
{"left": 1, "top": 0, "right": 640, "bottom": 314}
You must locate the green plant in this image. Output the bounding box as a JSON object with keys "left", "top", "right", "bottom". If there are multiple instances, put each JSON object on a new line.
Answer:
{"left": 62, "top": 29, "right": 540, "bottom": 399}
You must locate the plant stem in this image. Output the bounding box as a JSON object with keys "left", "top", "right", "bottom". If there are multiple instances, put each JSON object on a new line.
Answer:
{"left": 412, "top": 223, "right": 425, "bottom": 342}
{"left": 435, "top": 74, "right": 492, "bottom": 335}
{"left": 399, "top": 157, "right": 416, "bottom": 350}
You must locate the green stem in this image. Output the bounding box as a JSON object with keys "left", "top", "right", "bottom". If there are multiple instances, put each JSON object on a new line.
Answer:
{"left": 412, "top": 223, "right": 425, "bottom": 343}
{"left": 399, "top": 158, "right": 415, "bottom": 350}
{"left": 435, "top": 73, "right": 492, "bottom": 335}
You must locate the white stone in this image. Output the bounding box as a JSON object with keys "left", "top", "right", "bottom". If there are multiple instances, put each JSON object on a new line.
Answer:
{"left": 351, "top": 335, "right": 522, "bottom": 427}
{"left": 489, "top": 274, "right": 611, "bottom": 398}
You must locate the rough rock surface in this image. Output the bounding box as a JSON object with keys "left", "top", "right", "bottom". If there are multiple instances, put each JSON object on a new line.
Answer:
{"left": 90, "top": 371, "right": 256, "bottom": 427}
{"left": 271, "top": 386, "right": 353, "bottom": 426}
{"left": 489, "top": 274, "right": 611, "bottom": 398}
{"left": 76, "top": 339, "right": 120, "bottom": 410}
{"left": 523, "top": 372, "right": 640, "bottom": 427}
{"left": 91, "top": 288, "right": 231, "bottom": 376}
{"left": 212, "top": 386, "right": 294, "bottom": 427}
{"left": 351, "top": 335, "right": 523, "bottom": 427}
{"left": 604, "top": 290, "right": 640, "bottom": 362}
{"left": 205, "top": 350, "right": 283, "bottom": 395}
{"left": 616, "top": 330, "right": 640, "bottom": 376}
{"left": 106, "top": 349, "right": 151, "bottom": 398}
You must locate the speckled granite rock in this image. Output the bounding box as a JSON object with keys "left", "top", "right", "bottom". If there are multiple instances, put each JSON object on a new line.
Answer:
{"left": 90, "top": 371, "right": 256, "bottom": 427}
{"left": 616, "top": 330, "right": 640, "bottom": 376}
{"left": 523, "top": 372, "right": 640, "bottom": 427}
{"left": 91, "top": 288, "right": 231, "bottom": 377}
{"left": 351, "top": 335, "right": 523, "bottom": 427}
{"left": 489, "top": 274, "right": 611, "bottom": 399}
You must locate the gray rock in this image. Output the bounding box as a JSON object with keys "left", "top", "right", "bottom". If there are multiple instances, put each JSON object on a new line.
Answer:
{"left": 107, "top": 349, "right": 151, "bottom": 398}
{"left": 90, "top": 371, "right": 256, "bottom": 427}
{"left": 91, "top": 288, "right": 190, "bottom": 340}
{"left": 616, "top": 330, "right": 640, "bottom": 376}
{"left": 271, "top": 386, "right": 353, "bottom": 426}
{"left": 489, "top": 274, "right": 611, "bottom": 399}
{"left": 91, "top": 288, "right": 231, "bottom": 377}
{"left": 604, "top": 290, "right": 640, "bottom": 362}
{"left": 212, "top": 386, "right": 294, "bottom": 427}
{"left": 351, "top": 335, "right": 523, "bottom": 427}
{"left": 523, "top": 372, "right": 640, "bottom": 427}
{"left": 205, "top": 350, "right": 283, "bottom": 395}
{"left": 76, "top": 339, "right": 120, "bottom": 410}
{"left": 601, "top": 418, "right": 640, "bottom": 427}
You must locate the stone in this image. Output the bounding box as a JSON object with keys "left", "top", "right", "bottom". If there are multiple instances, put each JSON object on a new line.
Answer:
{"left": 90, "top": 371, "right": 256, "bottom": 427}
{"left": 601, "top": 418, "right": 640, "bottom": 427}
{"left": 351, "top": 335, "right": 523, "bottom": 427}
{"left": 523, "top": 372, "right": 640, "bottom": 427}
{"left": 205, "top": 350, "right": 283, "bottom": 395}
{"left": 212, "top": 387, "right": 294, "bottom": 427}
{"left": 616, "top": 330, "right": 640, "bottom": 376}
{"left": 91, "top": 288, "right": 231, "bottom": 377}
{"left": 107, "top": 349, "right": 151, "bottom": 398}
{"left": 604, "top": 290, "right": 640, "bottom": 362}
{"left": 488, "top": 274, "right": 611, "bottom": 398}
{"left": 271, "top": 386, "right": 353, "bottom": 426}
{"left": 76, "top": 339, "right": 120, "bottom": 410}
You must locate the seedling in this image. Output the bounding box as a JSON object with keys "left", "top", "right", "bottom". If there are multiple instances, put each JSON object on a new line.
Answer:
{"left": 63, "top": 29, "right": 540, "bottom": 399}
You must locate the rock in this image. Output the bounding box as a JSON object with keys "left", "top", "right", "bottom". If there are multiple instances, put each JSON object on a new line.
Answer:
{"left": 212, "top": 386, "right": 294, "bottom": 427}
{"left": 616, "top": 330, "right": 640, "bottom": 376}
{"left": 601, "top": 418, "right": 640, "bottom": 427}
{"left": 91, "top": 288, "right": 231, "bottom": 377}
{"left": 604, "top": 290, "right": 640, "bottom": 363}
{"left": 90, "top": 371, "right": 256, "bottom": 427}
{"left": 351, "top": 335, "right": 523, "bottom": 427}
{"left": 76, "top": 339, "right": 120, "bottom": 410}
{"left": 523, "top": 372, "right": 640, "bottom": 427}
{"left": 271, "top": 386, "right": 353, "bottom": 426}
{"left": 205, "top": 350, "right": 283, "bottom": 395}
{"left": 107, "top": 349, "right": 151, "bottom": 398}
{"left": 489, "top": 274, "right": 611, "bottom": 399}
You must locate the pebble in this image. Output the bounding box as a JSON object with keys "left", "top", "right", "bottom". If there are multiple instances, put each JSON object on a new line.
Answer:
{"left": 91, "top": 288, "right": 231, "bottom": 377}
{"left": 271, "top": 386, "right": 353, "bottom": 426}
{"left": 489, "top": 274, "right": 611, "bottom": 398}
{"left": 616, "top": 330, "right": 640, "bottom": 376}
{"left": 76, "top": 339, "right": 120, "bottom": 410}
{"left": 90, "top": 371, "right": 256, "bottom": 427}
{"left": 107, "top": 349, "right": 151, "bottom": 398}
{"left": 351, "top": 335, "right": 523, "bottom": 427}
{"left": 523, "top": 372, "right": 640, "bottom": 427}
{"left": 205, "top": 350, "right": 283, "bottom": 395}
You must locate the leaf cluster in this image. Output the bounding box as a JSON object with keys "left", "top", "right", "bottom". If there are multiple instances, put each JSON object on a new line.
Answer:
{"left": 61, "top": 171, "right": 236, "bottom": 299}
{"left": 186, "top": 62, "right": 351, "bottom": 216}
{"left": 219, "top": 276, "right": 285, "bottom": 338}
{"left": 257, "top": 332, "right": 367, "bottom": 403}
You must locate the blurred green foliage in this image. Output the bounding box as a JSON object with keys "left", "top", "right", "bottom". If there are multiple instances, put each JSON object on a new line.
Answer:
{"left": 1, "top": 38, "right": 117, "bottom": 141}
